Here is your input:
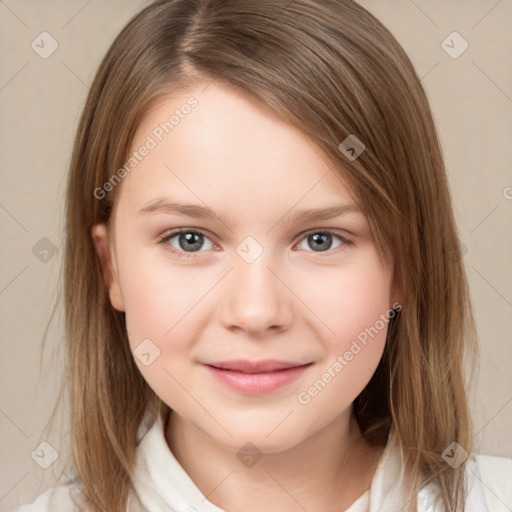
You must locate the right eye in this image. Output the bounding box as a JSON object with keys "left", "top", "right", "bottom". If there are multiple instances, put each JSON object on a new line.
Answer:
{"left": 158, "top": 229, "right": 215, "bottom": 258}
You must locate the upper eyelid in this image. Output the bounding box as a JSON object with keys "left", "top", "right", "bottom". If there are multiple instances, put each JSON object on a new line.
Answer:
{"left": 160, "top": 227, "right": 217, "bottom": 244}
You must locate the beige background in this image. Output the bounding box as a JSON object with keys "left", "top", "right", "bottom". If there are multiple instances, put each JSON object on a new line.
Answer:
{"left": 1, "top": 1, "right": 511, "bottom": 510}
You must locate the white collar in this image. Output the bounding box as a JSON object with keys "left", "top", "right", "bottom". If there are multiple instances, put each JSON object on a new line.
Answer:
{"left": 129, "top": 410, "right": 489, "bottom": 512}
{"left": 131, "top": 410, "right": 225, "bottom": 512}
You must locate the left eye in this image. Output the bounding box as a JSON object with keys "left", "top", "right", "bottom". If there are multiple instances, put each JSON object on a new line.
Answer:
{"left": 296, "top": 231, "right": 347, "bottom": 253}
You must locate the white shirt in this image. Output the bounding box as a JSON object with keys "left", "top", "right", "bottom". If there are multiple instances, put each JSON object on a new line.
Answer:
{"left": 14, "top": 412, "right": 512, "bottom": 512}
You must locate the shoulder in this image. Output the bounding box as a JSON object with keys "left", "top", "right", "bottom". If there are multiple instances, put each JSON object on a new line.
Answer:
{"left": 13, "top": 483, "right": 84, "bottom": 512}
{"left": 416, "top": 453, "right": 512, "bottom": 512}
{"left": 473, "top": 453, "right": 512, "bottom": 511}
{"left": 474, "top": 451, "right": 512, "bottom": 475}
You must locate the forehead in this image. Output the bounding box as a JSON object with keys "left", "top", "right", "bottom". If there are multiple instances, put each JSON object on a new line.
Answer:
{"left": 114, "top": 83, "right": 358, "bottom": 221}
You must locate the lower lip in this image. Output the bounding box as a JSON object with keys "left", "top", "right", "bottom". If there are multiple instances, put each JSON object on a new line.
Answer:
{"left": 204, "top": 364, "right": 312, "bottom": 395}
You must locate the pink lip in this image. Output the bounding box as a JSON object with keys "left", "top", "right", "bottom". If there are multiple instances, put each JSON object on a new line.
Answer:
{"left": 203, "top": 360, "right": 313, "bottom": 395}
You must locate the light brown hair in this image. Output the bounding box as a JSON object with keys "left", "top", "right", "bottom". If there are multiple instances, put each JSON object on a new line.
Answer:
{"left": 57, "top": 0, "right": 478, "bottom": 510}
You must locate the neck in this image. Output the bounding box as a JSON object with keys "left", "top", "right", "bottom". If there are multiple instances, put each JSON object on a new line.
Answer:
{"left": 165, "top": 407, "right": 384, "bottom": 512}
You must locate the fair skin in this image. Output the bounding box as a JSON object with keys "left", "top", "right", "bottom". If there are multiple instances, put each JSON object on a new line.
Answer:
{"left": 92, "top": 83, "right": 400, "bottom": 512}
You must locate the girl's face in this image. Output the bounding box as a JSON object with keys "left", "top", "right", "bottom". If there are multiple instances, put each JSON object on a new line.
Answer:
{"left": 92, "top": 83, "right": 399, "bottom": 453}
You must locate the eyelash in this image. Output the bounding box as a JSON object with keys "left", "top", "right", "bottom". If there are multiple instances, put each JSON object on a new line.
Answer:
{"left": 157, "top": 228, "right": 353, "bottom": 260}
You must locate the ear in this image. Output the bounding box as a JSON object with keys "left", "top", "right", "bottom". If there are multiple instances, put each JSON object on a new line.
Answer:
{"left": 91, "top": 223, "right": 125, "bottom": 312}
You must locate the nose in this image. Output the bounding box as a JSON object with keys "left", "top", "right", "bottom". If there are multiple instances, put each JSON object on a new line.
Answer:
{"left": 219, "top": 249, "right": 293, "bottom": 336}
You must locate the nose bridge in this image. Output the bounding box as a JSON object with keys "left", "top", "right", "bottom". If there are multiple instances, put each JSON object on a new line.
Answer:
{"left": 220, "top": 236, "right": 291, "bottom": 333}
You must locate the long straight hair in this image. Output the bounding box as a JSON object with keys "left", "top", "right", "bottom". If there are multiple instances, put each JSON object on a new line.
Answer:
{"left": 61, "top": 0, "right": 477, "bottom": 510}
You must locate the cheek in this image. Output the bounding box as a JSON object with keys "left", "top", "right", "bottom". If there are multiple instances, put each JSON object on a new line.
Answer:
{"left": 116, "top": 237, "right": 202, "bottom": 329}
{"left": 118, "top": 250, "right": 224, "bottom": 394}
{"left": 295, "top": 262, "right": 392, "bottom": 417}
{"left": 297, "top": 254, "right": 392, "bottom": 390}
{"left": 300, "top": 255, "right": 393, "bottom": 344}
{"left": 118, "top": 255, "right": 209, "bottom": 399}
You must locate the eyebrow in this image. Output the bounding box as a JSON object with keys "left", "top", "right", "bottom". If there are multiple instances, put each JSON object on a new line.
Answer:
{"left": 138, "top": 198, "right": 362, "bottom": 224}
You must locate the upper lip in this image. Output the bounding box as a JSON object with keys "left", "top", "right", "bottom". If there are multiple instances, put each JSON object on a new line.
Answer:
{"left": 205, "top": 359, "right": 311, "bottom": 373}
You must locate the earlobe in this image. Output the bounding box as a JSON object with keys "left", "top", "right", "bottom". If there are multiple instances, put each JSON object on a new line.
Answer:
{"left": 91, "top": 223, "right": 125, "bottom": 312}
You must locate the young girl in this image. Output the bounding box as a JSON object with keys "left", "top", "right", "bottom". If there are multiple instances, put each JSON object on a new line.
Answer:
{"left": 15, "top": 0, "right": 511, "bottom": 511}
